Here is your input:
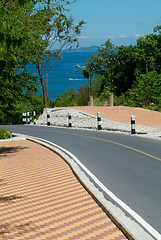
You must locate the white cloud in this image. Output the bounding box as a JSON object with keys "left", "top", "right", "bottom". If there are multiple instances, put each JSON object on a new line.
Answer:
{"left": 78, "top": 36, "right": 105, "bottom": 39}
{"left": 134, "top": 34, "right": 140, "bottom": 37}
{"left": 78, "top": 36, "right": 88, "bottom": 39}
{"left": 119, "top": 35, "right": 127, "bottom": 38}
{"left": 108, "top": 35, "right": 116, "bottom": 39}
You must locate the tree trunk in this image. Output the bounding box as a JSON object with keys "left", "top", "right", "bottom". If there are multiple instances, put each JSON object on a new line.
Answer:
{"left": 36, "top": 62, "right": 47, "bottom": 108}
{"left": 41, "top": 76, "right": 47, "bottom": 107}
{"left": 44, "top": 92, "right": 47, "bottom": 108}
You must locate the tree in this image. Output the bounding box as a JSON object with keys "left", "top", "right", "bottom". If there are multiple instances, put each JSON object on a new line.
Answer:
{"left": 125, "top": 71, "right": 161, "bottom": 109}
{"left": 136, "top": 34, "right": 159, "bottom": 74}
{"left": 0, "top": 0, "right": 84, "bottom": 123}
{"left": 11, "top": 91, "right": 44, "bottom": 125}
{"left": 82, "top": 27, "right": 161, "bottom": 110}
{"left": 113, "top": 44, "right": 137, "bottom": 95}
{"left": 82, "top": 39, "right": 117, "bottom": 98}
{"left": 82, "top": 39, "right": 137, "bottom": 97}
{"left": 0, "top": 0, "right": 41, "bottom": 123}
{"left": 33, "top": 0, "right": 85, "bottom": 107}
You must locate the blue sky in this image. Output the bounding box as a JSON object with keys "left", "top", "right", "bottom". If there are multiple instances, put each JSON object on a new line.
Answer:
{"left": 69, "top": 0, "right": 161, "bottom": 47}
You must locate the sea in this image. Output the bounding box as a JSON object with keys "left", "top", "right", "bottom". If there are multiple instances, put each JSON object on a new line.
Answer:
{"left": 28, "top": 51, "right": 95, "bottom": 100}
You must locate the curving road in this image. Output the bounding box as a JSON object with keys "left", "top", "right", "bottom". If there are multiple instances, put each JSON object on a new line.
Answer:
{"left": 1, "top": 125, "right": 161, "bottom": 237}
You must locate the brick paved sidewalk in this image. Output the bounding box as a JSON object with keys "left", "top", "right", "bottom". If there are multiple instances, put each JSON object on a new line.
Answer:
{"left": 0, "top": 140, "right": 127, "bottom": 240}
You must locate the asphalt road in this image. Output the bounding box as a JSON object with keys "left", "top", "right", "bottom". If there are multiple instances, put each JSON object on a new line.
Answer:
{"left": 1, "top": 125, "right": 161, "bottom": 236}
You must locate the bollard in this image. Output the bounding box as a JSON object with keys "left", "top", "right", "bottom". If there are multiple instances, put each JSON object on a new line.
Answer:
{"left": 47, "top": 111, "right": 50, "bottom": 126}
{"left": 33, "top": 111, "right": 36, "bottom": 125}
{"left": 27, "top": 112, "right": 30, "bottom": 124}
{"left": 109, "top": 93, "right": 114, "bottom": 106}
{"left": 68, "top": 112, "right": 72, "bottom": 127}
{"left": 97, "top": 112, "right": 102, "bottom": 130}
{"left": 131, "top": 115, "right": 135, "bottom": 134}
{"left": 22, "top": 113, "right": 26, "bottom": 124}
{"left": 89, "top": 96, "right": 93, "bottom": 106}
{"left": 9, "top": 132, "right": 12, "bottom": 138}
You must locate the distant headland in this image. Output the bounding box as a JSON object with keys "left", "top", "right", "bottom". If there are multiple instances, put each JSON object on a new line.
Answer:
{"left": 63, "top": 45, "right": 98, "bottom": 53}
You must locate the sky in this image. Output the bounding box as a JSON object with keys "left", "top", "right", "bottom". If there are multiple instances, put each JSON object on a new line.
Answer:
{"left": 68, "top": 0, "right": 161, "bottom": 47}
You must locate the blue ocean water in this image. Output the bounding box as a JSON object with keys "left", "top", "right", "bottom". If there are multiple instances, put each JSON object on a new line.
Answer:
{"left": 29, "top": 51, "right": 94, "bottom": 100}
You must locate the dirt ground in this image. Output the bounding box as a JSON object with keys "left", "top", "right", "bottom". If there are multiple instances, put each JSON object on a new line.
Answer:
{"left": 54, "top": 106, "right": 161, "bottom": 129}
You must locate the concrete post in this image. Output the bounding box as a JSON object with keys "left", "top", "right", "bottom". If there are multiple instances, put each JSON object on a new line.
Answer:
{"left": 33, "top": 111, "right": 36, "bottom": 125}
{"left": 68, "top": 112, "right": 72, "bottom": 127}
{"left": 88, "top": 96, "right": 93, "bottom": 106}
{"left": 90, "top": 96, "right": 93, "bottom": 106}
{"left": 109, "top": 93, "right": 114, "bottom": 106}
{"left": 47, "top": 111, "right": 50, "bottom": 126}
{"left": 131, "top": 115, "right": 136, "bottom": 134}
{"left": 97, "top": 112, "right": 102, "bottom": 130}
{"left": 27, "top": 112, "right": 30, "bottom": 124}
{"left": 22, "top": 113, "right": 26, "bottom": 124}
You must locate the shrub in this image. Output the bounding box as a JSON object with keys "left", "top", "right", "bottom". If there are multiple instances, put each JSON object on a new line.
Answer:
{"left": 0, "top": 129, "right": 12, "bottom": 139}
{"left": 55, "top": 88, "right": 77, "bottom": 107}
{"left": 77, "top": 86, "right": 89, "bottom": 106}
{"left": 93, "top": 98, "right": 105, "bottom": 106}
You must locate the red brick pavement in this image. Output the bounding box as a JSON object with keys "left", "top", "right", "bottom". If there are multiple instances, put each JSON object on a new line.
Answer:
{"left": 0, "top": 140, "right": 128, "bottom": 240}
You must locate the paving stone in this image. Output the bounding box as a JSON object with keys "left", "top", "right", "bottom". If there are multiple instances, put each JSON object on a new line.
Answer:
{"left": 0, "top": 140, "right": 127, "bottom": 240}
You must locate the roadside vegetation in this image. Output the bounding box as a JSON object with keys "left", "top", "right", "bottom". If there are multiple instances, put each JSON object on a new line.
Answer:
{"left": 0, "top": 0, "right": 84, "bottom": 124}
{"left": 0, "top": 128, "right": 12, "bottom": 139}
{"left": 0, "top": 1, "right": 161, "bottom": 125}
{"left": 55, "top": 29, "right": 161, "bottom": 112}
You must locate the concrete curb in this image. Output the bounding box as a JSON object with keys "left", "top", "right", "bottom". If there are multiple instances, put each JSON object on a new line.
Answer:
{"left": 24, "top": 135, "right": 156, "bottom": 240}
{"left": 0, "top": 135, "right": 26, "bottom": 142}
{"left": 1, "top": 134, "right": 159, "bottom": 239}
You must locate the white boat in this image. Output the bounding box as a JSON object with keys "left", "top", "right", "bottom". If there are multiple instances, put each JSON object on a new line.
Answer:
{"left": 76, "top": 64, "right": 85, "bottom": 69}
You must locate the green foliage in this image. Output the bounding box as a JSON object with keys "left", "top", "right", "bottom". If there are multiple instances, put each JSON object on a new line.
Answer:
{"left": 82, "top": 39, "right": 117, "bottom": 95}
{"left": 0, "top": 0, "right": 39, "bottom": 78}
{"left": 0, "top": 108, "right": 5, "bottom": 123}
{"left": 113, "top": 45, "right": 137, "bottom": 95}
{"left": 0, "top": 0, "right": 45, "bottom": 123}
{"left": 0, "top": 91, "right": 44, "bottom": 124}
{"left": 0, "top": 0, "right": 84, "bottom": 122}
{"left": 114, "top": 71, "right": 161, "bottom": 111}
{"left": 136, "top": 32, "right": 161, "bottom": 74}
{"left": 55, "top": 86, "right": 89, "bottom": 107}
{"left": 33, "top": 1, "right": 85, "bottom": 107}
{"left": 77, "top": 86, "right": 89, "bottom": 106}
{"left": 82, "top": 40, "right": 137, "bottom": 97}
{"left": 93, "top": 98, "right": 105, "bottom": 106}
{"left": 55, "top": 88, "right": 77, "bottom": 107}
{"left": 81, "top": 29, "right": 161, "bottom": 111}
{"left": 0, "top": 128, "right": 12, "bottom": 139}
{"left": 127, "top": 71, "right": 161, "bottom": 108}
{"left": 13, "top": 92, "right": 44, "bottom": 124}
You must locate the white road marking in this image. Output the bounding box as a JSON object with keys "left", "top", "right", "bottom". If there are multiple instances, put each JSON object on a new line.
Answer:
{"left": 25, "top": 135, "right": 161, "bottom": 240}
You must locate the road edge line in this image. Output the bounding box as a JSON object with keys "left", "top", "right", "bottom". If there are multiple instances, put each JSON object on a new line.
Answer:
{"left": 23, "top": 135, "right": 160, "bottom": 240}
